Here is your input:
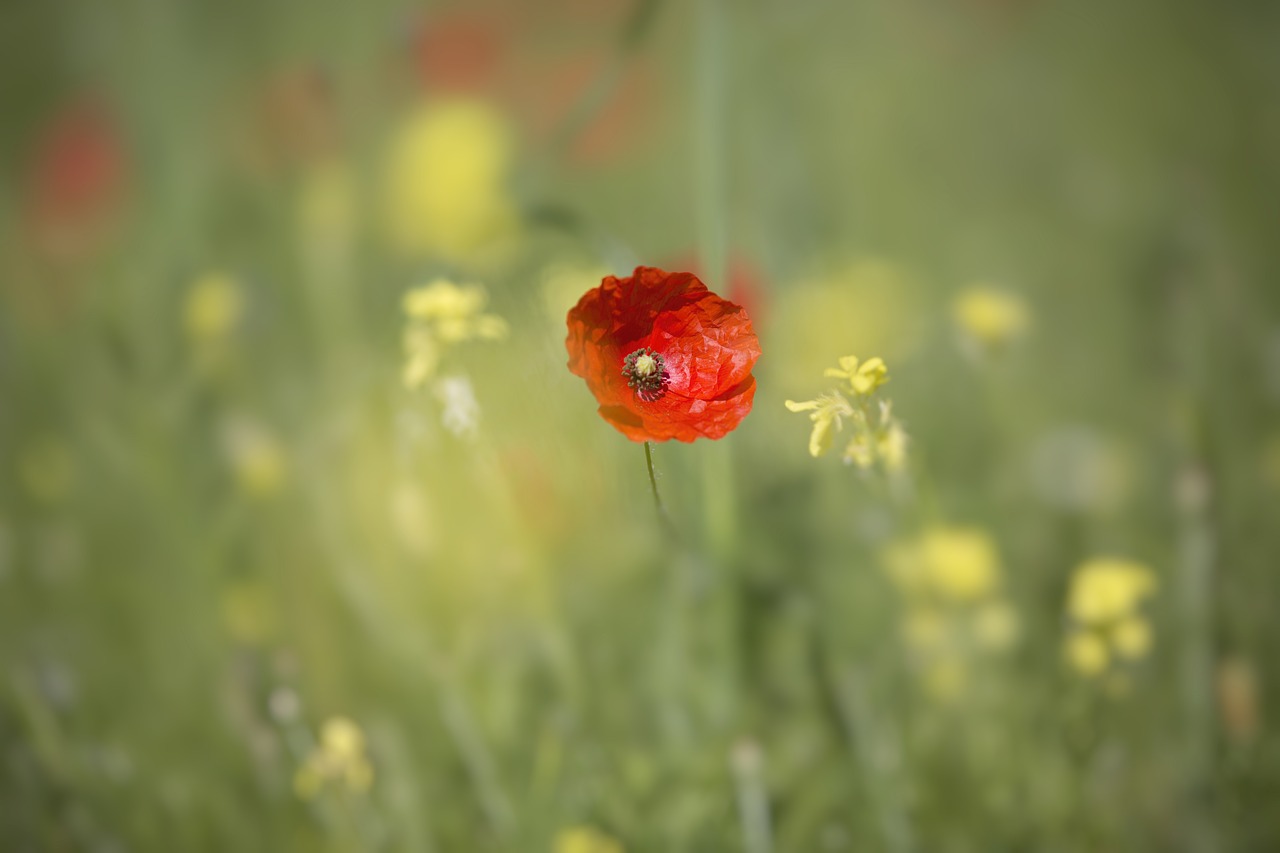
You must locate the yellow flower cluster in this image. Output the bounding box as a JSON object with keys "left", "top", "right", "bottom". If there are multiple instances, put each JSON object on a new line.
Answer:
{"left": 883, "top": 526, "right": 1020, "bottom": 701}
{"left": 402, "top": 279, "right": 508, "bottom": 389}
{"left": 220, "top": 417, "right": 286, "bottom": 499}
{"left": 1062, "top": 557, "right": 1157, "bottom": 678}
{"left": 952, "top": 286, "right": 1030, "bottom": 351}
{"left": 383, "top": 99, "right": 518, "bottom": 262}
{"left": 185, "top": 271, "right": 244, "bottom": 345}
{"left": 554, "top": 826, "right": 625, "bottom": 853}
{"left": 293, "top": 716, "right": 374, "bottom": 800}
{"left": 785, "top": 356, "right": 906, "bottom": 469}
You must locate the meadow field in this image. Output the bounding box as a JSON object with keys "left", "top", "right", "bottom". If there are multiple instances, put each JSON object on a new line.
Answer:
{"left": 2, "top": 0, "right": 1279, "bottom": 849}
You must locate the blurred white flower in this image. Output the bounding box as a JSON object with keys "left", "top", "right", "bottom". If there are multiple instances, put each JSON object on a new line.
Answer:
{"left": 268, "top": 686, "right": 301, "bottom": 723}
{"left": 434, "top": 375, "right": 480, "bottom": 438}
{"left": 1029, "top": 426, "right": 1131, "bottom": 514}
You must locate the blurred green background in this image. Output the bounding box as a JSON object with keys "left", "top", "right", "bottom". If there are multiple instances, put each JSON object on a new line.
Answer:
{"left": 3, "top": 0, "right": 1279, "bottom": 849}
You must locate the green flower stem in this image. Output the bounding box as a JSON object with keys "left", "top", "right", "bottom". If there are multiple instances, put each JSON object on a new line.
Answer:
{"left": 644, "top": 440, "right": 664, "bottom": 517}
{"left": 695, "top": 0, "right": 737, "bottom": 559}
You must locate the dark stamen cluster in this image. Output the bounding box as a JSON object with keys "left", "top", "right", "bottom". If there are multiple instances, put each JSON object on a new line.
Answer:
{"left": 622, "top": 347, "right": 668, "bottom": 402}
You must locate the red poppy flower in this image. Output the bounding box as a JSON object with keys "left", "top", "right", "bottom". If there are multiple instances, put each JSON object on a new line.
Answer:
{"left": 566, "top": 266, "right": 761, "bottom": 442}
{"left": 23, "top": 97, "right": 127, "bottom": 259}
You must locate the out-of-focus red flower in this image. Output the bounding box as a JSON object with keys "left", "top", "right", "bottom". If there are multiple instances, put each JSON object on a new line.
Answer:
{"left": 23, "top": 98, "right": 127, "bottom": 259}
{"left": 410, "top": 9, "right": 511, "bottom": 94}
{"left": 519, "top": 54, "right": 652, "bottom": 165}
{"left": 403, "top": 4, "right": 652, "bottom": 165}
{"left": 254, "top": 65, "right": 338, "bottom": 167}
{"left": 566, "top": 266, "right": 761, "bottom": 442}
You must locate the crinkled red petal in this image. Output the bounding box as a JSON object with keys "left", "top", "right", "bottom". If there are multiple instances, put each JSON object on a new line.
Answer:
{"left": 566, "top": 266, "right": 761, "bottom": 443}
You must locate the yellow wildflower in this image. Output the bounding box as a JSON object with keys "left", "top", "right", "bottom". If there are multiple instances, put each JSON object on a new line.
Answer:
{"left": 844, "top": 399, "right": 908, "bottom": 470}
{"left": 554, "top": 826, "right": 624, "bottom": 853}
{"left": 883, "top": 526, "right": 1003, "bottom": 604}
{"left": 1064, "top": 630, "right": 1109, "bottom": 677}
{"left": 322, "top": 716, "right": 365, "bottom": 761}
{"left": 221, "top": 418, "right": 286, "bottom": 499}
{"left": 401, "top": 279, "right": 507, "bottom": 389}
{"left": 1111, "top": 615, "right": 1153, "bottom": 660}
{"left": 825, "top": 355, "right": 889, "bottom": 395}
{"left": 784, "top": 393, "right": 853, "bottom": 457}
{"left": 295, "top": 715, "right": 374, "bottom": 800}
{"left": 920, "top": 526, "right": 1000, "bottom": 603}
{"left": 878, "top": 416, "right": 909, "bottom": 471}
{"left": 787, "top": 356, "right": 906, "bottom": 469}
{"left": 383, "top": 99, "right": 518, "bottom": 261}
{"left": 403, "top": 326, "right": 441, "bottom": 389}
{"left": 185, "top": 272, "right": 244, "bottom": 344}
{"left": 1064, "top": 557, "right": 1157, "bottom": 680}
{"left": 953, "top": 286, "right": 1029, "bottom": 349}
{"left": 404, "top": 279, "right": 487, "bottom": 323}
{"left": 1067, "top": 558, "right": 1156, "bottom": 626}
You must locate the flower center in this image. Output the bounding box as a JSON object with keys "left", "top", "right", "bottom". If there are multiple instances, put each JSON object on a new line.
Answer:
{"left": 622, "top": 347, "right": 667, "bottom": 402}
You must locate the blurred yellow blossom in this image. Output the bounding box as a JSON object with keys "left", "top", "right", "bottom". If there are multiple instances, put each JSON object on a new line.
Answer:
{"left": 1067, "top": 558, "right": 1156, "bottom": 626}
{"left": 1064, "top": 630, "right": 1110, "bottom": 677}
{"left": 920, "top": 526, "right": 1000, "bottom": 603}
{"left": 294, "top": 715, "right": 374, "bottom": 800}
{"left": 953, "top": 286, "right": 1030, "bottom": 350}
{"left": 825, "top": 355, "right": 889, "bottom": 395}
{"left": 402, "top": 279, "right": 507, "bottom": 389}
{"left": 554, "top": 826, "right": 624, "bottom": 853}
{"left": 403, "top": 326, "right": 442, "bottom": 389}
{"left": 184, "top": 272, "right": 244, "bottom": 344}
{"left": 1111, "top": 615, "right": 1153, "bottom": 659}
{"left": 884, "top": 526, "right": 1005, "bottom": 604}
{"left": 1064, "top": 557, "right": 1157, "bottom": 679}
{"left": 383, "top": 99, "right": 518, "bottom": 261}
{"left": 883, "top": 525, "right": 1018, "bottom": 698}
{"left": 403, "top": 279, "right": 507, "bottom": 340}
{"left": 221, "top": 417, "right": 286, "bottom": 498}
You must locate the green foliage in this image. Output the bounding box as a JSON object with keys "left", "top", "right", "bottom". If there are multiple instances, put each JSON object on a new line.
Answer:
{"left": 2, "top": 0, "right": 1279, "bottom": 849}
